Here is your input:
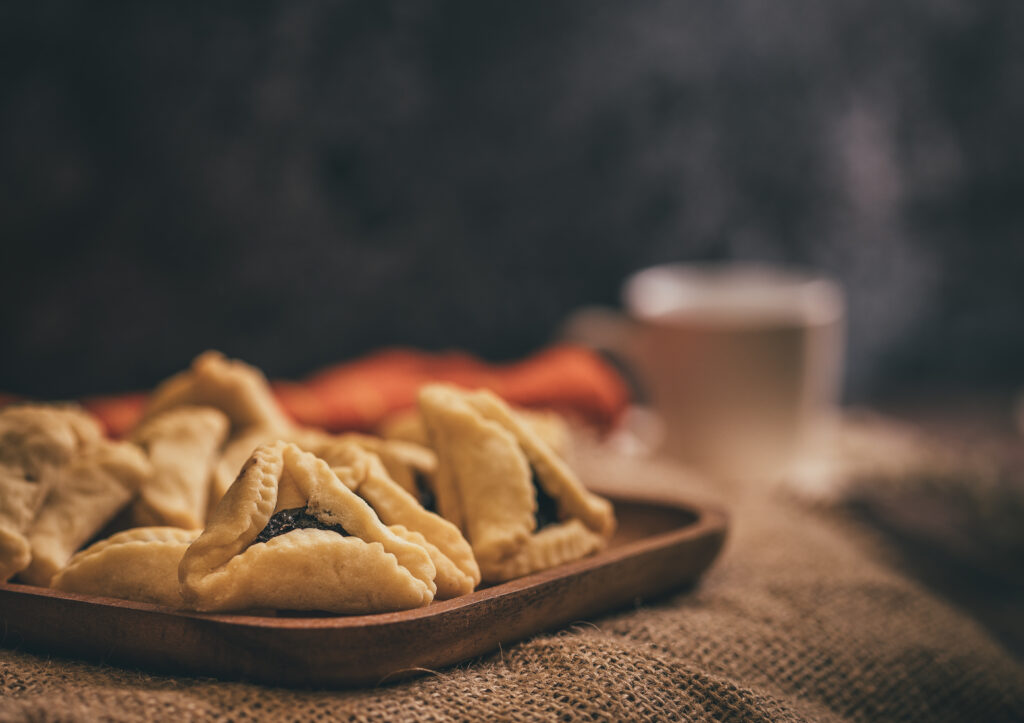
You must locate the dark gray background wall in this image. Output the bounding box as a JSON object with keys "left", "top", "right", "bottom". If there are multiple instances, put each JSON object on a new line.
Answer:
{"left": 2, "top": 1, "right": 1022, "bottom": 400}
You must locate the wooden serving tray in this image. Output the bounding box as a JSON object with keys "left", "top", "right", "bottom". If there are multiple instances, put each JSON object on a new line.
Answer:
{"left": 0, "top": 490, "right": 727, "bottom": 687}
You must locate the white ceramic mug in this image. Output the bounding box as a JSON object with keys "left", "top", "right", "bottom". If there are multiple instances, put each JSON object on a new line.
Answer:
{"left": 564, "top": 264, "right": 845, "bottom": 482}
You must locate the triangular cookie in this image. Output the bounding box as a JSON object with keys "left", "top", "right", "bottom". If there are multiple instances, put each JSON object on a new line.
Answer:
{"left": 0, "top": 404, "right": 136, "bottom": 584}
{"left": 131, "top": 406, "right": 229, "bottom": 529}
{"left": 21, "top": 438, "right": 152, "bottom": 586}
{"left": 307, "top": 437, "right": 479, "bottom": 599}
{"left": 211, "top": 428, "right": 438, "bottom": 523}
{"left": 0, "top": 404, "right": 103, "bottom": 472}
{"left": 1, "top": 405, "right": 102, "bottom": 581}
{"left": 179, "top": 441, "right": 436, "bottom": 613}
{"left": 52, "top": 527, "right": 199, "bottom": 607}
{"left": 418, "top": 385, "right": 615, "bottom": 582}
{"left": 141, "top": 351, "right": 293, "bottom": 435}
{"left": 140, "top": 351, "right": 297, "bottom": 516}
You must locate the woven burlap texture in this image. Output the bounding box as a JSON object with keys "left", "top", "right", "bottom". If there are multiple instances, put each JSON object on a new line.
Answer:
{"left": 2, "top": 447, "right": 1022, "bottom": 722}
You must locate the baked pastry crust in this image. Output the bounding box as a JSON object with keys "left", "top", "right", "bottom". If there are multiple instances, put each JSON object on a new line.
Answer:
{"left": 21, "top": 439, "right": 152, "bottom": 586}
{"left": 0, "top": 404, "right": 103, "bottom": 473}
{"left": 310, "top": 438, "right": 479, "bottom": 599}
{"left": 209, "top": 426, "right": 284, "bottom": 510}
{"left": 179, "top": 441, "right": 436, "bottom": 613}
{"left": 210, "top": 427, "right": 438, "bottom": 526}
{"left": 142, "top": 351, "right": 293, "bottom": 435}
{"left": 382, "top": 405, "right": 573, "bottom": 460}
{"left": 418, "top": 385, "right": 615, "bottom": 582}
{"left": 51, "top": 527, "right": 198, "bottom": 607}
{"left": 131, "top": 406, "right": 229, "bottom": 529}
{"left": 2, "top": 405, "right": 98, "bottom": 581}
{"left": 296, "top": 430, "right": 436, "bottom": 499}
{"left": 141, "top": 351, "right": 297, "bottom": 514}
{"left": 0, "top": 405, "right": 137, "bottom": 584}
{"left": 343, "top": 434, "right": 437, "bottom": 500}
{"left": 0, "top": 463, "right": 39, "bottom": 582}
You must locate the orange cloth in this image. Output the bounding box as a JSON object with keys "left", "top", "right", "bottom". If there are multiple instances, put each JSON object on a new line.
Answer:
{"left": 2, "top": 346, "right": 629, "bottom": 438}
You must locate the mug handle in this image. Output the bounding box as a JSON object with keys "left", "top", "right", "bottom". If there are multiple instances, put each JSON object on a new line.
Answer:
{"left": 560, "top": 306, "right": 663, "bottom": 453}
{"left": 559, "top": 306, "right": 647, "bottom": 404}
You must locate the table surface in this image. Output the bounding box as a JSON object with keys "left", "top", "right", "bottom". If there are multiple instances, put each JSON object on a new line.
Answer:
{"left": 866, "top": 392, "right": 1024, "bottom": 659}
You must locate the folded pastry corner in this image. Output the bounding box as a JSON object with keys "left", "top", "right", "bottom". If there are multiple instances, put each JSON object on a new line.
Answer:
{"left": 51, "top": 527, "right": 200, "bottom": 607}
{"left": 179, "top": 441, "right": 436, "bottom": 613}
{"left": 208, "top": 425, "right": 285, "bottom": 511}
{"left": 20, "top": 439, "right": 152, "bottom": 587}
{"left": 0, "top": 463, "right": 36, "bottom": 581}
{"left": 0, "top": 404, "right": 140, "bottom": 584}
{"left": 131, "top": 406, "right": 230, "bottom": 529}
{"left": 381, "top": 404, "right": 574, "bottom": 460}
{"left": 310, "top": 431, "right": 438, "bottom": 505}
{"left": 140, "top": 351, "right": 298, "bottom": 515}
{"left": 418, "top": 384, "right": 615, "bottom": 583}
{"left": 207, "top": 426, "right": 435, "bottom": 521}
{"left": 310, "top": 438, "right": 479, "bottom": 599}
{"left": 0, "top": 404, "right": 104, "bottom": 472}
{"left": 141, "top": 351, "right": 293, "bottom": 435}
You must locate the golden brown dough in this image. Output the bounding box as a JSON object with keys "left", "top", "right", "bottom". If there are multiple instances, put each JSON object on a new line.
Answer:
{"left": 381, "top": 405, "right": 573, "bottom": 460}
{"left": 20, "top": 439, "right": 152, "bottom": 586}
{"left": 141, "top": 351, "right": 297, "bottom": 517}
{"left": 0, "top": 405, "right": 107, "bottom": 582}
{"left": 349, "top": 434, "right": 438, "bottom": 498}
{"left": 418, "top": 385, "right": 615, "bottom": 583}
{"left": 131, "top": 406, "right": 229, "bottom": 529}
{"left": 377, "top": 409, "right": 425, "bottom": 446}
{"left": 209, "top": 426, "right": 284, "bottom": 511}
{"left": 299, "top": 429, "right": 437, "bottom": 499}
{"left": 210, "top": 428, "right": 437, "bottom": 516}
{"left": 180, "top": 441, "right": 436, "bottom": 613}
{"left": 51, "top": 527, "right": 199, "bottom": 607}
{"left": 0, "top": 464, "right": 39, "bottom": 582}
{"left": 142, "top": 351, "right": 293, "bottom": 435}
{"left": 310, "top": 438, "right": 479, "bottom": 599}
{"left": 0, "top": 404, "right": 103, "bottom": 472}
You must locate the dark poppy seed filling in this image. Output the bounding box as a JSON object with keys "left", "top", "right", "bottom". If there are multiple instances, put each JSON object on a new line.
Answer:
{"left": 531, "top": 467, "right": 560, "bottom": 530}
{"left": 253, "top": 507, "right": 350, "bottom": 544}
{"left": 414, "top": 471, "right": 436, "bottom": 512}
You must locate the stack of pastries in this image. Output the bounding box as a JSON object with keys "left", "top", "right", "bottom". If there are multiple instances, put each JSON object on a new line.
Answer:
{"left": 0, "top": 351, "right": 615, "bottom": 614}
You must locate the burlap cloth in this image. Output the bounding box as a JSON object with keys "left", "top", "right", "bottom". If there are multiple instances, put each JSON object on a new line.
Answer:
{"left": 2, "top": 419, "right": 1022, "bottom": 721}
